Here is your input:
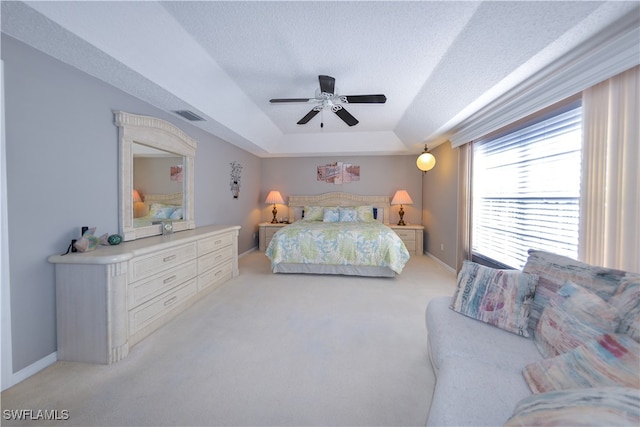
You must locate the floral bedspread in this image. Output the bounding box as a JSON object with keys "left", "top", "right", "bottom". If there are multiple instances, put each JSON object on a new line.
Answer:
{"left": 265, "top": 220, "right": 410, "bottom": 274}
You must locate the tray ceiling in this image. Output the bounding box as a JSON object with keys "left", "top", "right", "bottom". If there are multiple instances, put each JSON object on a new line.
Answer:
{"left": 2, "top": 1, "right": 638, "bottom": 157}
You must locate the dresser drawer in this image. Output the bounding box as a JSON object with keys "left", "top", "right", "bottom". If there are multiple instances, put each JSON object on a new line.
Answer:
{"left": 128, "top": 260, "right": 197, "bottom": 308}
{"left": 198, "top": 233, "right": 233, "bottom": 256}
{"left": 198, "top": 245, "right": 233, "bottom": 275}
{"left": 198, "top": 260, "right": 233, "bottom": 292}
{"left": 128, "top": 279, "right": 198, "bottom": 336}
{"left": 129, "top": 243, "right": 197, "bottom": 282}
{"left": 394, "top": 229, "right": 416, "bottom": 241}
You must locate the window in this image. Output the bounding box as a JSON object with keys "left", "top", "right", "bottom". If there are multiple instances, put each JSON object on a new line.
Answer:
{"left": 472, "top": 101, "right": 582, "bottom": 269}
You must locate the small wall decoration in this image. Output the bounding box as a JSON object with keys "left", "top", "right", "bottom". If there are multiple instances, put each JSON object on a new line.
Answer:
{"left": 317, "top": 162, "right": 360, "bottom": 184}
{"left": 230, "top": 161, "right": 243, "bottom": 198}
{"left": 170, "top": 165, "right": 183, "bottom": 182}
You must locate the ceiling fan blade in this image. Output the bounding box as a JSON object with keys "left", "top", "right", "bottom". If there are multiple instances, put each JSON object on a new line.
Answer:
{"left": 319, "top": 75, "right": 335, "bottom": 94}
{"left": 344, "top": 94, "right": 387, "bottom": 104}
{"left": 270, "top": 98, "right": 311, "bottom": 103}
{"left": 334, "top": 107, "right": 359, "bottom": 126}
{"left": 297, "top": 109, "right": 320, "bottom": 125}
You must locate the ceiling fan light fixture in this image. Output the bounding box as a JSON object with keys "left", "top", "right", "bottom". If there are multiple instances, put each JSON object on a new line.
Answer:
{"left": 270, "top": 75, "right": 385, "bottom": 127}
{"left": 417, "top": 144, "right": 436, "bottom": 172}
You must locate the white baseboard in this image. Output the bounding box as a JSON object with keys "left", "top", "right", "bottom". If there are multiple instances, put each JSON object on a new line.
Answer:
{"left": 425, "top": 251, "right": 456, "bottom": 275}
{"left": 3, "top": 351, "right": 57, "bottom": 391}
{"left": 239, "top": 247, "right": 257, "bottom": 258}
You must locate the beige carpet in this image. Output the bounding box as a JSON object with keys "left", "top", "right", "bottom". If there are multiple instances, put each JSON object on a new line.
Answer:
{"left": 1, "top": 251, "right": 456, "bottom": 426}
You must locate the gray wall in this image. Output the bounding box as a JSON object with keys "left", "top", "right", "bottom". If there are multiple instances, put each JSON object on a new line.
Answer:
{"left": 3, "top": 33, "right": 460, "bottom": 376}
{"left": 133, "top": 156, "right": 184, "bottom": 195}
{"left": 261, "top": 156, "right": 424, "bottom": 225}
{"left": 422, "top": 143, "right": 459, "bottom": 269}
{"left": 2, "top": 35, "right": 261, "bottom": 371}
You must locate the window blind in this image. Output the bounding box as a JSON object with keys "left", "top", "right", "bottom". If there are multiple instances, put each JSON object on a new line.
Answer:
{"left": 472, "top": 102, "right": 582, "bottom": 269}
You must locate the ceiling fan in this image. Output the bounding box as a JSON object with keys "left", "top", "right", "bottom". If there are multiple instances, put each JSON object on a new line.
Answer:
{"left": 270, "top": 75, "right": 386, "bottom": 127}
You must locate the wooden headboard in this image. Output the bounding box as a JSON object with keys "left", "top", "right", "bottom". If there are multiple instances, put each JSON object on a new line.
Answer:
{"left": 287, "top": 192, "right": 390, "bottom": 224}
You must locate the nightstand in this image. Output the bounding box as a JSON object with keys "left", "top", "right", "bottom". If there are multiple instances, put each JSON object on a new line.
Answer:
{"left": 388, "top": 224, "right": 424, "bottom": 255}
{"left": 259, "top": 222, "right": 288, "bottom": 251}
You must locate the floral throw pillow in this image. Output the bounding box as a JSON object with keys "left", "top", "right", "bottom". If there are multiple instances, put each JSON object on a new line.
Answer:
{"left": 322, "top": 207, "right": 339, "bottom": 223}
{"left": 338, "top": 207, "right": 358, "bottom": 222}
{"left": 534, "top": 281, "right": 620, "bottom": 358}
{"left": 450, "top": 261, "right": 538, "bottom": 337}
{"left": 355, "top": 205, "right": 375, "bottom": 222}
{"left": 303, "top": 206, "right": 324, "bottom": 221}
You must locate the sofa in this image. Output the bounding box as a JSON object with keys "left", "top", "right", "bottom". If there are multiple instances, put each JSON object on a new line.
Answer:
{"left": 425, "top": 250, "right": 640, "bottom": 426}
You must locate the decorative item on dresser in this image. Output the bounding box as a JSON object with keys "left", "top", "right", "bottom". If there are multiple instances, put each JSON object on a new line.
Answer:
{"left": 265, "top": 190, "right": 285, "bottom": 223}
{"left": 391, "top": 190, "right": 413, "bottom": 226}
{"left": 48, "top": 225, "right": 240, "bottom": 364}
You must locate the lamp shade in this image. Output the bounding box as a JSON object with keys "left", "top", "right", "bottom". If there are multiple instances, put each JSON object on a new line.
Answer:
{"left": 265, "top": 190, "right": 284, "bottom": 205}
{"left": 417, "top": 145, "right": 436, "bottom": 172}
{"left": 391, "top": 190, "right": 413, "bottom": 206}
{"left": 133, "top": 189, "right": 143, "bottom": 203}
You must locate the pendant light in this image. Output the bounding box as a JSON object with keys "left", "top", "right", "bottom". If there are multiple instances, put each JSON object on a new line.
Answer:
{"left": 416, "top": 144, "right": 436, "bottom": 172}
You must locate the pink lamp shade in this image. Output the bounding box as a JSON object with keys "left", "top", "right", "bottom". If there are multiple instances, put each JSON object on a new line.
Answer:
{"left": 391, "top": 190, "right": 413, "bottom": 206}
{"left": 265, "top": 190, "right": 284, "bottom": 205}
{"left": 132, "top": 189, "right": 143, "bottom": 203}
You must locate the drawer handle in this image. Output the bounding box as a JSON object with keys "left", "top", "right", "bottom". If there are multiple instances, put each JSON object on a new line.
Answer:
{"left": 163, "top": 255, "right": 177, "bottom": 263}
{"left": 215, "top": 269, "right": 222, "bottom": 276}
{"left": 215, "top": 255, "right": 222, "bottom": 260}
{"left": 164, "top": 296, "right": 178, "bottom": 306}
{"left": 163, "top": 275, "right": 177, "bottom": 284}
{"left": 214, "top": 239, "right": 222, "bottom": 245}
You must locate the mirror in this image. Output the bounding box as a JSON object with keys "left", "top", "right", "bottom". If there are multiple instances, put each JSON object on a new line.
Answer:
{"left": 115, "top": 111, "right": 197, "bottom": 241}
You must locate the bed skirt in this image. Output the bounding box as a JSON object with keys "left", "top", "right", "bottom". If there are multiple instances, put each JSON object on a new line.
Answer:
{"left": 272, "top": 263, "right": 396, "bottom": 277}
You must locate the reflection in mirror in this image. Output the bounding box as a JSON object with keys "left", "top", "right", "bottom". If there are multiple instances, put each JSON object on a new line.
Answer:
{"left": 132, "top": 143, "right": 184, "bottom": 227}
{"left": 115, "top": 111, "right": 197, "bottom": 241}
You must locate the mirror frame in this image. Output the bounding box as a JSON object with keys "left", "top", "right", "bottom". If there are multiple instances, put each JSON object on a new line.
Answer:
{"left": 114, "top": 111, "right": 197, "bottom": 241}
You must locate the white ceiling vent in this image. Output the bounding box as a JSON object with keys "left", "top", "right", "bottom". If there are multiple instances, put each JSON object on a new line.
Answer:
{"left": 172, "top": 110, "right": 205, "bottom": 121}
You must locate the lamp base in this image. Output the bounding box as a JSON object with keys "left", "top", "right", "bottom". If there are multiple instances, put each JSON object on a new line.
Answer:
{"left": 271, "top": 205, "right": 279, "bottom": 223}
{"left": 397, "top": 205, "right": 406, "bottom": 226}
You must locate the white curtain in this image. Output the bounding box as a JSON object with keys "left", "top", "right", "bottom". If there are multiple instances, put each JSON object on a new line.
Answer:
{"left": 580, "top": 65, "right": 640, "bottom": 273}
{"left": 456, "top": 143, "right": 472, "bottom": 273}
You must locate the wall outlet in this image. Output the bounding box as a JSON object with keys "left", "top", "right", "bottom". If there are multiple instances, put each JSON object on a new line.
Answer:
{"left": 252, "top": 232, "right": 256, "bottom": 239}
{"left": 440, "top": 243, "right": 444, "bottom": 251}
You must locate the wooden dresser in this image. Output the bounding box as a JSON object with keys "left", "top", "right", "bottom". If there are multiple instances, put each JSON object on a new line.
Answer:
{"left": 48, "top": 225, "right": 240, "bottom": 364}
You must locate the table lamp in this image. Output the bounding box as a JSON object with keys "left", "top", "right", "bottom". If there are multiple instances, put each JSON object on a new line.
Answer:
{"left": 391, "top": 190, "right": 413, "bottom": 226}
{"left": 265, "top": 190, "right": 285, "bottom": 223}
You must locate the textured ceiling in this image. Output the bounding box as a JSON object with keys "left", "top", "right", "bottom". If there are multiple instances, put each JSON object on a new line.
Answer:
{"left": 2, "top": 1, "right": 638, "bottom": 157}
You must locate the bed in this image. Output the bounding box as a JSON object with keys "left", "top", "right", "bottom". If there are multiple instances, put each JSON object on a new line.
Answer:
{"left": 265, "top": 192, "right": 410, "bottom": 277}
{"left": 133, "top": 192, "right": 184, "bottom": 227}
